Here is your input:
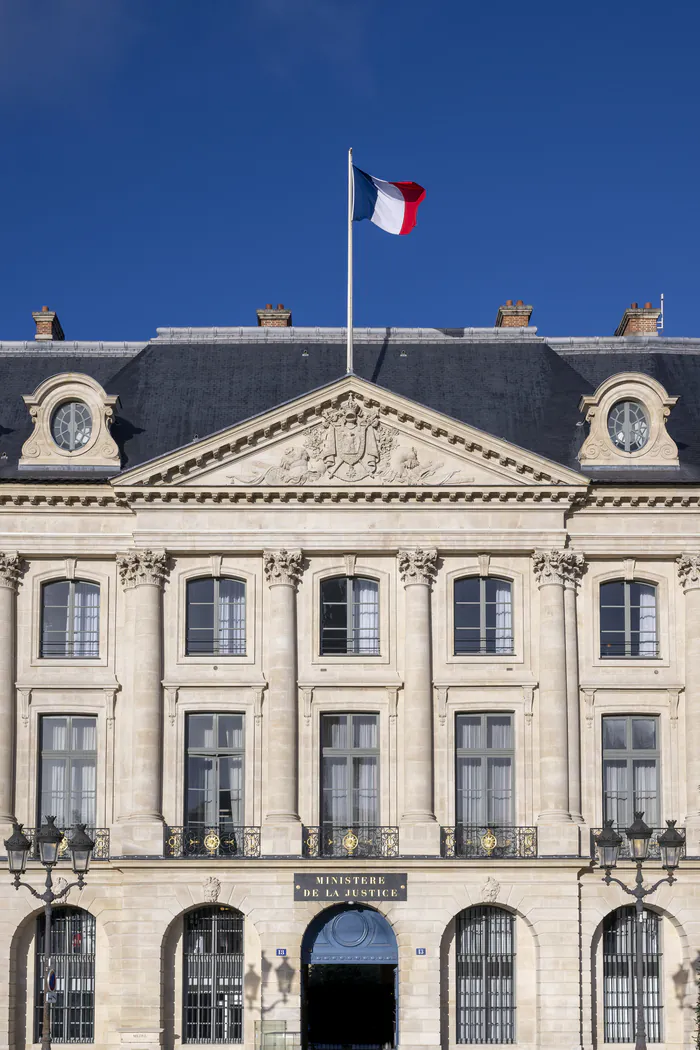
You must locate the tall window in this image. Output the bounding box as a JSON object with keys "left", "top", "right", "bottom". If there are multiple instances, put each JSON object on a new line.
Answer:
{"left": 35, "top": 907, "right": 95, "bottom": 1043}
{"left": 186, "top": 714, "right": 244, "bottom": 828}
{"left": 603, "top": 907, "right": 661, "bottom": 1043}
{"left": 456, "top": 906, "right": 515, "bottom": 1044}
{"left": 186, "top": 578, "right": 246, "bottom": 656}
{"left": 454, "top": 577, "right": 513, "bottom": 655}
{"left": 456, "top": 714, "right": 513, "bottom": 826}
{"left": 600, "top": 581, "right": 658, "bottom": 658}
{"left": 41, "top": 580, "right": 99, "bottom": 658}
{"left": 184, "top": 907, "right": 243, "bottom": 1044}
{"left": 320, "top": 576, "right": 379, "bottom": 655}
{"left": 39, "top": 716, "right": 97, "bottom": 828}
{"left": 602, "top": 716, "right": 659, "bottom": 827}
{"left": 321, "top": 714, "right": 379, "bottom": 827}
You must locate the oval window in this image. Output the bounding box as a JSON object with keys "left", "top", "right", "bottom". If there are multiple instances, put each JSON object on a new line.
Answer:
{"left": 51, "top": 402, "right": 93, "bottom": 451}
{"left": 607, "top": 400, "right": 649, "bottom": 452}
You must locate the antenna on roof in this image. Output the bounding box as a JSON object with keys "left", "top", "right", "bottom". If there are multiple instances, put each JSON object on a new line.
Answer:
{"left": 657, "top": 293, "right": 664, "bottom": 332}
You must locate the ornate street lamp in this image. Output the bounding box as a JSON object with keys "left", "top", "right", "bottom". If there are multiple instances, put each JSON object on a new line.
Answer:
{"left": 4, "top": 818, "right": 94, "bottom": 1050}
{"left": 594, "top": 812, "right": 684, "bottom": 1050}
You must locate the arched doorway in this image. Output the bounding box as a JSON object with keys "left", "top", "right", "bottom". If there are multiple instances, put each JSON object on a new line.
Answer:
{"left": 302, "top": 904, "right": 397, "bottom": 1049}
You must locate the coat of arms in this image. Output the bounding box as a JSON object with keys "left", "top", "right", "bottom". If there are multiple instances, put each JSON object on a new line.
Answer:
{"left": 307, "top": 395, "right": 394, "bottom": 482}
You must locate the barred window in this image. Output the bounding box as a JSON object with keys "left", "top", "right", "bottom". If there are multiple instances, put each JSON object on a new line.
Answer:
{"left": 184, "top": 906, "right": 244, "bottom": 1044}
{"left": 320, "top": 576, "right": 379, "bottom": 655}
{"left": 35, "top": 907, "right": 95, "bottom": 1043}
{"left": 41, "top": 580, "right": 99, "bottom": 658}
{"left": 186, "top": 578, "right": 246, "bottom": 656}
{"left": 603, "top": 907, "right": 661, "bottom": 1043}
{"left": 456, "top": 906, "right": 514, "bottom": 1044}
{"left": 454, "top": 577, "right": 513, "bottom": 655}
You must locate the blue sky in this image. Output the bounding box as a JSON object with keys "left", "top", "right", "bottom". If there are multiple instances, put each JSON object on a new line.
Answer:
{"left": 1, "top": 0, "right": 698, "bottom": 340}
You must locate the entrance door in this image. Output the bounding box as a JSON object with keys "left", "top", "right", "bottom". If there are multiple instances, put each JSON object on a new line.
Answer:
{"left": 301, "top": 905, "right": 398, "bottom": 1050}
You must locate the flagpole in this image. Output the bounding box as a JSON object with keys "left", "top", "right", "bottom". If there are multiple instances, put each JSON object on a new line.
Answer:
{"left": 347, "top": 146, "right": 354, "bottom": 374}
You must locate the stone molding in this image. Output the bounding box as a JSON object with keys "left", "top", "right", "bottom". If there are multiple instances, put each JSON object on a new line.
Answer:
{"left": 117, "top": 549, "right": 169, "bottom": 590}
{"left": 20, "top": 372, "right": 120, "bottom": 470}
{"left": 263, "top": 548, "right": 304, "bottom": 587}
{"left": 578, "top": 372, "right": 679, "bottom": 468}
{"left": 398, "top": 547, "right": 438, "bottom": 586}
{"left": 0, "top": 552, "right": 22, "bottom": 592}
{"left": 533, "top": 549, "right": 585, "bottom": 588}
{"left": 678, "top": 554, "right": 700, "bottom": 593}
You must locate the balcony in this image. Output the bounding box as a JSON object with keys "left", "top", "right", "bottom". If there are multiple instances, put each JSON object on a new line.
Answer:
{"left": 441, "top": 825, "right": 537, "bottom": 859}
{"left": 24, "top": 826, "right": 110, "bottom": 860}
{"left": 164, "top": 824, "right": 261, "bottom": 858}
{"left": 590, "top": 826, "right": 686, "bottom": 862}
{"left": 599, "top": 641, "right": 660, "bottom": 658}
{"left": 303, "top": 825, "right": 399, "bottom": 859}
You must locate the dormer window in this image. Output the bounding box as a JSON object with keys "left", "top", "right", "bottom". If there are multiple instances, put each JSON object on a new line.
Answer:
{"left": 578, "top": 373, "right": 678, "bottom": 468}
{"left": 20, "top": 373, "right": 119, "bottom": 470}
{"left": 51, "top": 402, "right": 93, "bottom": 451}
{"left": 607, "top": 401, "right": 649, "bottom": 452}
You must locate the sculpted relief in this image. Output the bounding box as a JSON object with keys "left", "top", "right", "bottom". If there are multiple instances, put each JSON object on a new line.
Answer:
{"left": 229, "top": 395, "right": 474, "bottom": 487}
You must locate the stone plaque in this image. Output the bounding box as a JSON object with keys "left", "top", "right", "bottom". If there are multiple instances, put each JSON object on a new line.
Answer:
{"left": 294, "top": 872, "right": 407, "bottom": 901}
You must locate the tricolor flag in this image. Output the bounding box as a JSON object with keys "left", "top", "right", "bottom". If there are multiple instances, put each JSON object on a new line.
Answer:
{"left": 352, "top": 165, "right": 426, "bottom": 236}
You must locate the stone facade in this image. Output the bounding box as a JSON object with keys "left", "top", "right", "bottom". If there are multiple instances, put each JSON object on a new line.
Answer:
{"left": 0, "top": 343, "right": 698, "bottom": 1050}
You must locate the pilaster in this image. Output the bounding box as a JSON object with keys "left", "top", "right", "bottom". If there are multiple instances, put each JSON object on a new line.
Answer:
{"left": 677, "top": 554, "right": 700, "bottom": 854}
{"left": 0, "top": 553, "right": 21, "bottom": 833}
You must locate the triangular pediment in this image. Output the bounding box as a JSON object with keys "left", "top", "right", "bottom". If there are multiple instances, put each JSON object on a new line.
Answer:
{"left": 115, "top": 377, "right": 588, "bottom": 489}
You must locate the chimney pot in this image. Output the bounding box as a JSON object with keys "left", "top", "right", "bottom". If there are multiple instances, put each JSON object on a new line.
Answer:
{"left": 644, "top": 302, "right": 652, "bottom": 309}
{"left": 516, "top": 299, "right": 524, "bottom": 306}
{"left": 256, "top": 303, "right": 293, "bottom": 328}
{"left": 495, "top": 299, "right": 533, "bottom": 328}
{"left": 631, "top": 302, "right": 638, "bottom": 309}
{"left": 32, "top": 306, "right": 64, "bottom": 341}
{"left": 277, "top": 303, "right": 284, "bottom": 310}
{"left": 614, "top": 300, "right": 660, "bottom": 337}
{"left": 505, "top": 300, "right": 513, "bottom": 307}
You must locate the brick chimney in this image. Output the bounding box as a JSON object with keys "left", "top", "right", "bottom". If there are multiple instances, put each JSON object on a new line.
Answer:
{"left": 614, "top": 301, "right": 660, "bottom": 337}
{"left": 495, "top": 299, "right": 533, "bottom": 328}
{"left": 32, "top": 305, "right": 65, "bottom": 341}
{"left": 256, "top": 303, "right": 292, "bottom": 328}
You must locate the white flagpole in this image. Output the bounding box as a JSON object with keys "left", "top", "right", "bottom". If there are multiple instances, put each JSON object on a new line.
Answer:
{"left": 347, "top": 146, "right": 354, "bottom": 374}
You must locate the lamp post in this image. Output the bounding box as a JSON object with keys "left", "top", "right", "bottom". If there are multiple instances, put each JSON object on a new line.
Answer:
{"left": 594, "top": 813, "right": 684, "bottom": 1050}
{"left": 3, "top": 817, "right": 95, "bottom": 1050}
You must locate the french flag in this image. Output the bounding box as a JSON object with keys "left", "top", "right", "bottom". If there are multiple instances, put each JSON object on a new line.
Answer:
{"left": 352, "top": 165, "right": 426, "bottom": 236}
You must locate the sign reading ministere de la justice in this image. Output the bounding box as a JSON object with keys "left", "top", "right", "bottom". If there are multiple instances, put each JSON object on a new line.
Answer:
{"left": 293, "top": 873, "right": 408, "bottom": 901}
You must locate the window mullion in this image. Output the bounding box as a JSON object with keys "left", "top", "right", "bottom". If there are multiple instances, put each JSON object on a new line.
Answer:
{"left": 480, "top": 578, "right": 487, "bottom": 653}
{"left": 624, "top": 582, "right": 632, "bottom": 655}
{"left": 347, "top": 578, "right": 354, "bottom": 654}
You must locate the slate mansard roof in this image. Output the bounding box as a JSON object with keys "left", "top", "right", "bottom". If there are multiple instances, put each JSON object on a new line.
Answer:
{"left": 2, "top": 326, "right": 700, "bottom": 483}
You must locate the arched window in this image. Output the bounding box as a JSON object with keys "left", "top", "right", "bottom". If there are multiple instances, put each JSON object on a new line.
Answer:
{"left": 41, "top": 580, "right": 99, "bottom": 658}
{"left": 184, "top": 907, "right": 244, "bottom": 1044}
{"left": 456, "top": 906, "right": 514, "bottom": 1044}
{"left": 603, "top": 907, "right": 661, "bottom": 1043}
{"left": 600, "top": 581, "right": 658, "bottom": 658}
{"left": 454, "top": 577, "right": 513, "bottom": 655}
{"left": 35, "top": 907, "right": 95, "bottom": 1043}
{"left": 186, "top": 578, "right": 246, "bottom": 656}
{"left": 320, "top": 576, "right": 379, "bottom": 655}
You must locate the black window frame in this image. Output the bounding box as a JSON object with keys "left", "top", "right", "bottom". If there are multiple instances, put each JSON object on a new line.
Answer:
{"left": 183, "top": 906, "right": 244, "bottom": 1044}
{"left": 320, "top": 712, "right": 380, "bottom": 827}
{"left": 185, "top": 713, "right": 245, "bottom": 829}
{"left": 185, "top": 576, "right": 246, "bottom": 657}
{"left": 40, "top": 579, "right": 100, "bottom": 659}
{"left": 599, "top": 579, "right": 659, "bottom": 659}
{"left": 319, "top": 575, "right": 380, "bottom": 656}
{"left": 453, "top": 576, "right": 514, "bottom": 656}
{"left": 35, "top": 906, "right": 95, "bottom": 1044}
{"left": 38, "top": 714, "right": 98, "bottom": 829}
{"left": 602, "top": 714, "right": 660, "bottom": 828}
{"left": 456, "top": 905, "right": 515, "bottom": 1044}
{"left": 603, "top": 906, "right": 662, "bottom": 1043}
{"left": 455, "top": 713, "right": 514, "bottom": 826}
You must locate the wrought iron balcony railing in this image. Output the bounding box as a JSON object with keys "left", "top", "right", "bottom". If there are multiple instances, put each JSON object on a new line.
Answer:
{"left": 320, "top": 630, "right": 380, "bottom": 656}
{"left": 441, "top": 825, "right": 537, "bottom": 859}
{"left": 453, "top": 637, "right": 514, "bottom": 655}
{"left": 164, "top": 824, "right": 261, "bottom": 858}
{"left": 600, "top": 641, "right": 660, "bottom": 658}
{"left": 591, "top": 826, "right": 686, "bottom": 862}
{"left": 185, "top": 635, "right": 246, "bottom": 656}
{"left": 40, "top": 638, "right": 99, "bottom": 658}
{"left": 303, "top": 825, "right": 399, "bottom": 859}
{"left": 24, "top": 826, "right": 110, "bottom": 860}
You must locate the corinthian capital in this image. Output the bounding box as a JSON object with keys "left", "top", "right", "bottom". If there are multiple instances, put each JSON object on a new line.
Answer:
{"left": 398, "top": 547, "right": 438, "bottom": 586}
{"left": 117, "top": 549, "right": 169, "bottom": 590}
{"left": 533, "top": 549, "right": 584, "bottom": 588}
{"left": 677, "top": 554, "right": 700, "bottom": 593}
{"left": 0, "top": 552, "right": 22, "bottom": 592}
{"left": 263, "top": 549, "right": 304, "bottom": 587}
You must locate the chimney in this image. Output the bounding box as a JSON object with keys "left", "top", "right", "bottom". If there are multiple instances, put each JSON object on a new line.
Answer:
{"left": 495, "top": 299, "right": 533, "bottom": 328}
{"left": 256, "top": 303, "right": 292, "bottom": 328}
{"left": 32, "top": 305, "right": 65, "bottom": 341}
{"left": 614, "top": 301, "right": 661, "bottom": 337}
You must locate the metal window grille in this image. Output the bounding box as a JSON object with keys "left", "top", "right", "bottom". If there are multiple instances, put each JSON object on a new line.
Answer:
{"left": 35, "top": 907, "right": 95, "bottom": 1044}
{"left": 453, "top": 577, "right": 513, "bottom": 655}
{"left": 185, "top": 714, "right": 245, "bottom": 828}
{"left": 186, "top": 577, "right": 246, "bottom": 656}
{"left": 41, "top": 580, "right": 100, "bottom": 658}
{"left": 603, "top": 907, "right": 662, "bottom": 1043}
{"left": 456, "top": 906, "right": 515, "bottom": 1044}
{"left": 184, "top": 907, "right": 244, "bottom": 1044}
{"left": 602, "top": 715, "right": 659, "bottom": 828}
{"left": 39, "top": 715, "right": 97, "bottom": 828}
{"left": 320, "top": 576, "right": 380, "bottom": 656}
{"left": 599, "top": 580, "right": 658, "bottom": 658}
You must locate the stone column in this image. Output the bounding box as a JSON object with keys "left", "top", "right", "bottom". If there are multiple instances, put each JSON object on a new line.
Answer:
{"left": 398, "top": 547, "right": 440, "bottom": 856}
{"left": 0, "top": 553, "right": 21, "bottom": 832}
{"left": 116, "top": 549, "right": 168, "bottom": 855}
{"left": 533, "top": 550, "right": 578, "bottom": 856}
{"left": 563, "top": 554, "right": 586, "bottom": 825}
{"left": 677, "top": 555, "right": 700, "bottom": 853}
{"left": 262, "top": 549, "right": 303, "bottom": 856}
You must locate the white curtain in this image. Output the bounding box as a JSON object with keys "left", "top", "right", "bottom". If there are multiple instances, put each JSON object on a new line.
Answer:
{"left": 494, "top": 581, "right": 513, "bottom": 653}
{"left": 603, "top": 759, "right": 628, "bottom": 825}
{"left": 457, "top": 716, "right": 481, "bottom": 751}
{"left": 73, "top": 582, "right": 99, "bottom": 657}
{"left": 42, "top": 759, "right": 67, "bottom": 824}
{"left": 71, "top": 758, "right": 96, "bottom": 825}
{"left": 638, "top": 584, "right": 657, "bottom": 655}
{"left": 220, "top": 755, "right": 244, "bottom": 824}
{"left": 355, "top": 757, "right": 378, "bottom": 826}
{"left": 354, "top": 715, "right": 378, "bottom": 749}
{"left": 219, "top": 579, "right": 245, "bottom": 654}
{"left": 487, "top": 715, "right": 512, "bottom": 750}
{"left": 322, "top": 756, "right": 348, "bottom": 825}
{"left": 457, "top": 757, "right": 482, "bottom": 824}
{"left": 633, "top": 759, "right": 659, "bottom": 825}
{"left": 353, "top": 578, "right": 379, "bottom": 654}
{"left": 488, "top": 757, "right": 512, "bottom": 824}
